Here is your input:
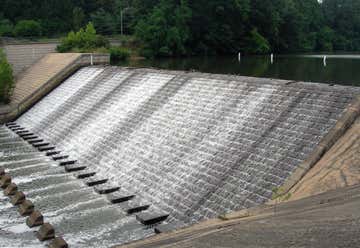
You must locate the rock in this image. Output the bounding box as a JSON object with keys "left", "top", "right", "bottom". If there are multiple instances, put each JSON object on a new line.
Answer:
{"left": 36, "top": 223, "right": 55, "bottom": 241}
{"left": 49, "top": 237, "right": 68, "bottom": 248}
{"left": 26, "top": 210, "right": 44, "bottom": 227}
{"left": 18, "top": 200, "right": 34, "bottom": 216}
{"left": 10, "top": 191, "right": 26, "bottom": 205}
{"left": 0, "top": 174, "right": 11, "bottom": 189}
{"left": 4, "top": 182, "right": 18, "bottom": 196}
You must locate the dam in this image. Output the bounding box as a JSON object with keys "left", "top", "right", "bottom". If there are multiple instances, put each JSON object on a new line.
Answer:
{"left": 1, "top": 65, "right": 360, "bottom": 247}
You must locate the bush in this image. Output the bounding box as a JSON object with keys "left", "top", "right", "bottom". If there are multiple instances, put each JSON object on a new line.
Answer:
{"left": 0, "top": 19, "right": 14, "bottom": 36}
{"left": 57, "top": 22, "right": 109, "bottom": 53}
{"left": 109, "top": 47, "right": 131, "bottom": 63}
{"left": 0, "top": 50, "right": 15, "bottom": 104}
{"left": 14, "top": 20, "right": 42, "bottom": 37}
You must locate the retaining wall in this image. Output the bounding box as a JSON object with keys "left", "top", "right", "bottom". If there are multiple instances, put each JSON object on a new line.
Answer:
{"left": 3, "top": 43, "right": 59, "bottom": 76}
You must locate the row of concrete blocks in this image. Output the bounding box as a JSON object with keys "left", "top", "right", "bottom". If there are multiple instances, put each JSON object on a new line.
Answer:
{"left": 4, "top": 122, "right": 172, "bottom": 237}
{"left": 2, "top": 122, "right": 68, "bottom": 248}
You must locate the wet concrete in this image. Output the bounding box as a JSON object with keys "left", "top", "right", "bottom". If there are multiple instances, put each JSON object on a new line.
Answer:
{"left": 122, "top": 184, "right": 360, "bottom": 248}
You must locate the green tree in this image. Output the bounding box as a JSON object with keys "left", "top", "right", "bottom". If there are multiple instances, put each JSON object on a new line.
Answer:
{"left": 57, "top": 22, "right": 110, "bottom": 52}
{"left": 14, "top": 20, "right": 42, "bottom": 37}
{"left": 135, "top": 0, "right": 192, "bottom": 57}
{"left": 317, "top": 26, "right": 335, "bottom": 51}
{"left": 91, "top": 8, "right": 117, "bottom": 35}
{"left": 0, "top": 19, "right": 14, "bottom": 36}
{"left": 245, "top": 28, "right": 271, "bottom": 54}
{"left": 73, "top": 7, "right": 86, "bottom": 31}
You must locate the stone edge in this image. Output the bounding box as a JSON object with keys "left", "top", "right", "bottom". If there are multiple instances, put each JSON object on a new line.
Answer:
{"left": 0, "top": 53, "right": 109, "bottom": 124}
{"left": 278, "top": 94, "right": 360, "bottom": 196}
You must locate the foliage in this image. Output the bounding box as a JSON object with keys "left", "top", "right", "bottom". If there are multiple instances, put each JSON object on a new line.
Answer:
{"left": 135, "top": 0, "right": 192, "bottom": 57}
{"left": 14, "top": 20, "right": 42, "bottom": 37}
{"left": 1, "top": 0, "right": 360, "bottom": 54}
{"left": 317, "top": 26, "right": 335, "bottom": 52}
{"left": 0, "top": 50, "right": 15, "bottom": 104}
{"left": 0, "top": 19, "right": 14, "bottom": 36}
{"left": 57, "top": 22, "right": 110, "bottom": 53}
{"left": 245, "top": 29, "right": 270, "bottom": 54}
{"left": 91, "top": 8, "right": 117, "bottom": 35}
{"left": 73, "top": 7, "right": 86, "bottom": 32}
{"left": 109, "top": 46, "right": 131, "bottom": 62}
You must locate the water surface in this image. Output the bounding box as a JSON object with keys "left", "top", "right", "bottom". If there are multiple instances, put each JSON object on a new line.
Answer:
{"left": 118, "top": 55, "right": 360, "bottom": 86}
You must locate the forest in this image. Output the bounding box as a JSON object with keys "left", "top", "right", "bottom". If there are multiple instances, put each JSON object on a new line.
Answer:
{"left": 0, "top": 0, "right": 359, "bottom": 57}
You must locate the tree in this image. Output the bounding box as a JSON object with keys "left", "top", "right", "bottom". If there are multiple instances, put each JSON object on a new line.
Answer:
{"left": 0, "top": 19, "right": 14, "bottom": 36}
{"left": 135, "top": 0, "right": 192, "bottom": 57}
{"left": 245, "top": 28, "right": 271, "bottom": 54}
{"left": 73, "top": 7, "right": 86, "bottom": 31}
{"left": 57, "top": 22, "right": 110, "bottom": 52}
{"left": 90, "top": 8, "right": 117, "bottom": 35}
{"left": 14, "top": 20, "right": 42, "bottom": 37}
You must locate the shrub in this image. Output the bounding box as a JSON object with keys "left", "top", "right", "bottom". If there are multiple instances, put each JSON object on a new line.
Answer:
{"left": 57, "top": 22, "right": 109, "bottom": 53}
{"left": 0, "top": 50, "right": 15, "bottom": 104}
{"left": 109, "top": 47, "right": 131, "bottom": 63}
{"left": 14, "top": 20, "right": 42, "bottom": 37}
{"left": 0, "top": 19, "right": 14, "bottom": 36}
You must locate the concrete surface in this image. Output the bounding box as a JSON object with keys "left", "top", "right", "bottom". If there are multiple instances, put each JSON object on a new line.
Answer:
{"left": 288, "top": 116, "right": 360, "bottom": 201}
{"left": 0, "top": 53, "right": 110, "bottom": 123}
{"left": 3, "top": 43, "right": 58, "bottom": 76}
{"left": 121, "top": 184, "right": 360, "bottom": 248}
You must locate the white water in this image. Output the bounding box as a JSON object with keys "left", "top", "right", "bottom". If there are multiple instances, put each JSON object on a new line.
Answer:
{"left": 8, "top": 66, "right": 359, "bottom": 246}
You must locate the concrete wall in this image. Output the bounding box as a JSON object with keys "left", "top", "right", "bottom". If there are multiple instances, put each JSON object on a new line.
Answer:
{"left": 3, "top": 43, "right": 58, "bottom": 76}
{"left": 2, "top": 39, "right": 121, "bottom": 76}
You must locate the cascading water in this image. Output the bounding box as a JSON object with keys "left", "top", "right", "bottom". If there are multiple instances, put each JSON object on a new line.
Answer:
{"left": 6, "top": 66, "right": 359, "bottom": 246}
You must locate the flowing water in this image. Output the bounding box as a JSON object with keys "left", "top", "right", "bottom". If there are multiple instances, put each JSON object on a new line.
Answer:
{"left": 2, "top": 66, "right": 360, "bottom": 247}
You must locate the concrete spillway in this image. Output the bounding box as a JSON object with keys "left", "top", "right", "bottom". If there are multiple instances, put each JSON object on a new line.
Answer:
{"left": 2, "top": 66, "right": 359, "bottom": 246}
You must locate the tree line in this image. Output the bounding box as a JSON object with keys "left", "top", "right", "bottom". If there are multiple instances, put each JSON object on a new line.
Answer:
{"left": 0, "top": 0, "right": 359, "bottom": 56}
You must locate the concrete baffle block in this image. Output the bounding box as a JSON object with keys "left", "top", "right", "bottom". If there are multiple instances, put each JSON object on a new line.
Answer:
{"left": 37, "top": 223, "right": 55, "bottom": 241}
{"left": 26, "top": 210, "right": 44, "bottom": 227}
{"left": 11, "top": 191, "right": 26, "bottom": 205}
{"left": 49, "top": 237, "right": 68, "bottom": 248}
{"left": 0, "top": 168, "right": 5, "bottom": 176}
{"left": 4, "top": 182, "right": 18, "bottom": 196}
{"left": 0, "top": 174, "right": 11, "bottom": 189}
{"left": 6, "top": 122, "right": 18, "bottom": 127}
{"left": 136, "top": 212, "right": 169, "bottom": 225}
{"left": 18, "top": 200, "right": 35, "bottom": 216}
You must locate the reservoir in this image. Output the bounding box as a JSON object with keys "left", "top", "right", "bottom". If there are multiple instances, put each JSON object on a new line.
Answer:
{"left": 119, "top": 54, "right": 360, "bottom": 86}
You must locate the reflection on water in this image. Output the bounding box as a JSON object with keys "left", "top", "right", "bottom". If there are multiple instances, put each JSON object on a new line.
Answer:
{"left": 118, "top": 55, "right": 360, "bottom": 86}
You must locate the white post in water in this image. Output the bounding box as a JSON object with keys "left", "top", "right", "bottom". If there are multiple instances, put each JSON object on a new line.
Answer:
{"left": 90, "top": 54, "right": 94, "bottom": 65}
{"left": 238, "top": 52, "right": 241, "bottom": 61}
{"left": 323, "top": 55, "right": 327, "bottom": 67}
{"left": 271, "top": 53, "right": 274, "bottom": 64}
